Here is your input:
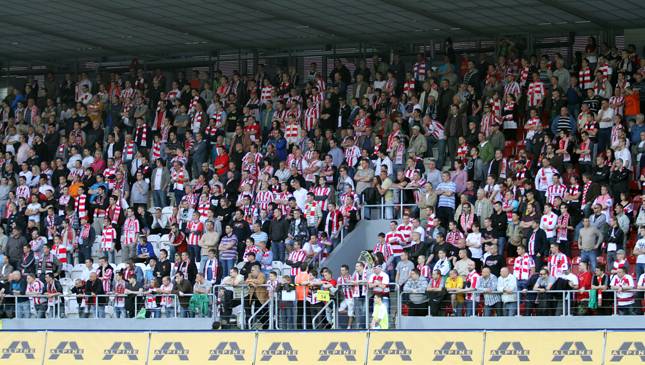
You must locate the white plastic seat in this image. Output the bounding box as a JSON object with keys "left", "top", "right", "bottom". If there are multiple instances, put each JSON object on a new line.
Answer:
{"left": 271, "top": 261, "right": 283, "bottom": 271}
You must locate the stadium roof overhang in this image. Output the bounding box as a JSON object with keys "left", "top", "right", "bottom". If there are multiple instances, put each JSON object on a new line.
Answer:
{"left": 1, "top": 0, "right": 644, "bottom": 64}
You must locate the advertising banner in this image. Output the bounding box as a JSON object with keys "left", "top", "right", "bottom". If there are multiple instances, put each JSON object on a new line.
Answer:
{"left": 256, "top": 331, "right": 367, "bottom": 365}
{"left": 604, "top": 331, "right": 645, "bottom": 364}
{"left": 367, "top": 331, "right": 484, "bottom": 365}
{"left": 0, "top": 331, "right": 46, "bottom": 365}
{"left": 484, "top": 331, "right": 604, "bottom": 365}
{"left": 43, "top": 331, "right": 148, "bottom": 365}
{"left": 148, "top": 331, "right": 256, "bottom": 365}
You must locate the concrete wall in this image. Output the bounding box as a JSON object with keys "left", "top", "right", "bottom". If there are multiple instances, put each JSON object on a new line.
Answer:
{"left": 1, "top": 318, "right": 214, "bottom": 331}
{"left": 323, "top": 219, "right": 391, "bottom": 275}
{"left": 399, "top": 315, "right": 645, "bottom": 330}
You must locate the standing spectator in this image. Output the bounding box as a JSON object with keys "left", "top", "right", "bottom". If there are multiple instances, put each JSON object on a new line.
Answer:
{"left": 269, "top": 209, "right": 289, "bottom": 262}
{"left": 436, "top": 172, "right": 457, "bottom": 228}
{"left": 402, "top": 269, "right": 428, "bottom": 316}
{"left": 172, "top": 271, "right": 193, "bottom": 317}
{"left": 578, "top": 217, "right": 603, "bottom": 272}
{"left": 477, "top": 267, "right": 501, "bottom": 316}
{"left": 218, "top": 225, "right": 238, "bottom": 277}
{"left": 496, "top": 267, "right": 518, "bottom": 316}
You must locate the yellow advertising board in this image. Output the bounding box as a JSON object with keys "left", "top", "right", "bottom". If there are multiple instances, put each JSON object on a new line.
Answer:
{"left": 367, "top": 331, "right": 484, "bottom": 365}
{"left": 605, "top": 331, "right": 645, "bottom": 364}
{"left": 0, "top": 331, "right": 46, "bottom": 365}
{"left": 484, "top": 331, "right": 604, "bottom": 365}
{"left": 255, "top": 331, "right": 367, "bottom": 365}
{"left": 43, "top": 331, "right": 148, "bottom": 365}
{"left": 147, "top": 331, "right": 256, "bottom": 365}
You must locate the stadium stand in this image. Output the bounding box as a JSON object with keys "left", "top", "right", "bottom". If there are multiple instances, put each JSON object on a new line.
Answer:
{"left": 0, "top": 2, "right": 645, "bottom": 337}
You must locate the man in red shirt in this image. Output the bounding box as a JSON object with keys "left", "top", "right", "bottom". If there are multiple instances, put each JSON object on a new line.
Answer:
{"left": 213, "top": 144, "right": 229, "bottom": 177}
{"left": 576, "top": 261, "right": 592, "bottom": 315}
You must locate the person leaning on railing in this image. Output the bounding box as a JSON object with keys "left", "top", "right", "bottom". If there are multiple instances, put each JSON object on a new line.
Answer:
{"left": 403, "top": 269, "right": 429, "bottom": 316}
{"left": 219, "top": 267, "right": 244, "bottom": 325}
{"left": 172, "top": 271, "right": 193, "bottom": 317}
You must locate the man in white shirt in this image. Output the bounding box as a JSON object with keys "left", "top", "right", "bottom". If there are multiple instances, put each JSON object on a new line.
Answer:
{"left": 368, "top": 265, "right": 390, "bottom": 307}
{"left": 596, "top": 99, "right": 615, "bottom": 151}
{"left": 534, "top": 158, "right": 556, "bottom": 204}
{"left": 496, "top": 267, "right": 518, "bottom": 316}
{"left": 291, "top": 179, "right": 308, "bottom": 211}
{"left": 540, "top": 204, "right": 559, "bottom": 243}
{"left": 374, "top": 149, "right": 393, "bottom": 178}
{"left": 66, "top": 146, "right": 82, "bottom": 170}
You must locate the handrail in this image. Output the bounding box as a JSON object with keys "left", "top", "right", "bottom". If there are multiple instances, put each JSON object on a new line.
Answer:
{"left": 312, "top": 299, "right": 336, "bottom": 329}
{"left": 399, "top": 288, "right": 645, "bottom": 317}
{"left": 248, "top": 285, "right": 273, "bottom": 329}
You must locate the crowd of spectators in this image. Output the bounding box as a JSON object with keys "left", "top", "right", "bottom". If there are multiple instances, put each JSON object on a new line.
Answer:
{"left": 0, "top": 37, "right": 644, "bottom": 323}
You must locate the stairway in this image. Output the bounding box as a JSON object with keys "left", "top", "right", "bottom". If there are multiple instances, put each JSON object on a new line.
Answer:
{"left": 323, "top": 219, "right": 391, "bottom": 277}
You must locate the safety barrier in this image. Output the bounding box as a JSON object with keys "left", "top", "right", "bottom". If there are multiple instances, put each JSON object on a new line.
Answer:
{"left": 0, "top": 330, "right": 642, "bottom": 364}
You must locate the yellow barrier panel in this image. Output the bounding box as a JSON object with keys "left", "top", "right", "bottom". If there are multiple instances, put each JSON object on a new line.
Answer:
{"left": 255, "top": 331, "right": 367, "bottom": 365}
{"left": 484, "top": 331, "right": 604, "bottom": 365}
{"left": 147, "top": 332, "right": 255, "bottom": 365}
{"left": 43, "top": 331, "right": 148, "bottom": 365}
{"left": 0, "top": 331, "right": 45, "bottom": 365}
{"left": 605, "top": 331, "right": 645, "bottom": 364}
{"left": 367, "top": 331, "right": 484, "bottom": 365}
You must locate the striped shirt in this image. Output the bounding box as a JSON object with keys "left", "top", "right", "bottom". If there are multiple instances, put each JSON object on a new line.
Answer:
{"left": 436, "top": 181, "right": 456, "bottom": 209}
{"left": 527, "top": 81, "right": 545, "bottom": 106}
{"left": 27, "top": 279, "right": 44, "bottom": 305}
{"left": 352, "top": 270, "right": 368, "bottom": 297}
{"left": 219, "top": 234, "right": 238, "bottom": 260}
{"left": 337, "top": 275, "right": 354, "bottom": 299}
{"left": 384, "top": 231, "right": 404, "bottom": 257}
{"left": 476, "top": 274, "right": 500, "bottom": 306}
{"left": 288, "top": 250, "right": 307, "bottom": 276}
{"left": 546, "top": 183, "right": 567, "bottom": 206}
{"left": 368, "top": 271, "right": 390, "bottom": 296}
{"left": 122, "top": 218, "right": 139, "bottom": 246}
{"left": 373, "top": 242, "right": 393, "bottom": 262}
{"left": 100, "top": 226, "right": 117, "bottom": 251}
{"left": 186, "top": 220, "right": 203, "bottom": 246}
{"left": 396, "top": 223, "right": 413, "bottom": 243}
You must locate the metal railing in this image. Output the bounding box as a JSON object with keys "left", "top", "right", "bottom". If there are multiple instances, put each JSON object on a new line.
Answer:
{"left": 2, "top": 286, "right": 641, "bottom": 323}
{"left": 267, "top": 283, "right": 401, "bottom": 330}
{"left": 361, "top": 188, "right": 421, "bottom": 220}
{"left": 0, "top": 293, "right": 213, "bottom": 319}
{"left": 399, "top": 288, "right": 645, "bottom": 317}
{"left": 312, "top": 298, "right": 336, "bottom": 329}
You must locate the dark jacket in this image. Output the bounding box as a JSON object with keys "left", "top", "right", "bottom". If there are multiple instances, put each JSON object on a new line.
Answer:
{"left": 172, "top": 279, "right": 193, "bottom": 308}
{"left": 532, "top": 228, "right": 549, "bottom": 258}
{"left": 288, "top": 218, "right": 309, "bottom": 241}
{"left": 444, "top": 114, "right": 467, "bottom": 138}
{"left": 591, "top": 165, "right": 610, "bottom": 184}
{"left": 155, "top": 260, "right": 172, "bottom": 285}
{"left": 269, "top": 217, "right": 289, "bottom": 242}
{"left": 5, "top": 235, "right": 27, "bottom": 265}
{"left": 609, "top": 167, "right": 629, "bottom": 197}
{"left": 85, "top": 278, "right": 107, "bottom": 305}
{"left": 191, "top": 140, "right": 209, "bottom": 164}
{"left": 79, "top": 225, "right": 96, "bottom": 251}
{"left": 179, "top": 260, "right": 197, "bottom": 284}
{"left": 21, "top": 251, "right": 36, "bottom": 275}
{"left": 36, "top": 253, "right": 61, "bottom": 279}
{"left": 605, "top": 226, "right": 624, "bottom": 252}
